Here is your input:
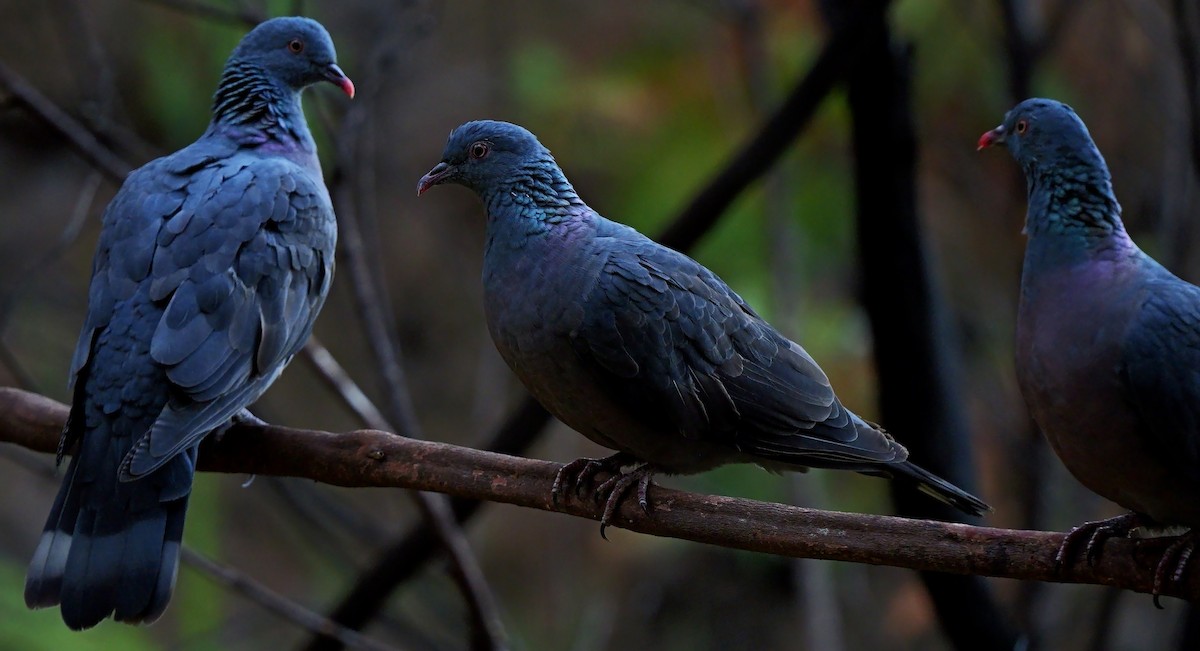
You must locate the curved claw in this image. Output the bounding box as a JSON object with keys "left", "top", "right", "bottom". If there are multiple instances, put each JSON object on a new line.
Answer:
{"left": 551, "top": 453, "right": 629, "bottom": 505}
{"left": 1055, "top": 513, "right": 1144, "bottom": 572}
{"left": 595, "top": 465, "right": 656, "bottom": 540}
{"left": 1152, "top": 533, "right": 1197, "bottom": 609}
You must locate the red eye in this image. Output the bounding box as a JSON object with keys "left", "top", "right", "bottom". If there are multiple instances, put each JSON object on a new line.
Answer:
{"left": 288, "top": 39, "right": 304, "bottom": 53}
{"left": 1015, "top": 119, "right": 1028, "bottom": 134}
{"left": 469, "top": 141, "right": 490, "bottom": 159}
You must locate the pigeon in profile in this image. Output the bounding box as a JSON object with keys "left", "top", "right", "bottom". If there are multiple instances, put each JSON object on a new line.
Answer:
{"left": 24, "top": 16, "right": 351, "bottom": 629}
{"left": 980, "top": 98, "right": 1200, "bottom": 601}
{"left": 417, "top": 120, "right": 989, "bottom": 535}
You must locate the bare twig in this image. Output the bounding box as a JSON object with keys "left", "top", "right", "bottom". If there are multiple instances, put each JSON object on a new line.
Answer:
{"left": 656, "top": 14, "right": 873, "bottom": 252}
{"left": 317, "top": 19, "right": 508, "bottom": 649}
{"left": 0, "top": 338, "right": 39, "bottom": 392}
{"left": 0, "top": 60, "right": 131, "bottom": 181}
{"left": 180, "top": 548, "right": 407, "bottom": 651}
{"left": 0, "top": 170, "right": 101, "bottom": 335}
{"left": 303, "top": 337, "right": 391, "bottom": 431}
{"left": 304, "top": 399, "right": 549, "bottom": 651}
{"left": 4, "top": 385, "right": 1198, "bottom": 602}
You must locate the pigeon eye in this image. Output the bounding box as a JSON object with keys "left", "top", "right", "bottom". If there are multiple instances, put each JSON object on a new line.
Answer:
{"left": 287, "top": 39, "right": 304, "bottom": 53}
{"left": 469, "top": 142, "right": 490, "bottom": 160}
{"left": 1015, "top": 119, "right": 1028, "bottom": 134}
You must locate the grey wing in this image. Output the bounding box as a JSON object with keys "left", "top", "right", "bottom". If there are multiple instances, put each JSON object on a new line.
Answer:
{"left": 122, "top": 157, "right": 335, "bottom": 478}
{"left": 570, "top": 235, "right": 903, "bottom": 467}
{"left": 1121, "top": 274, "right": 1200, "bottom": 482}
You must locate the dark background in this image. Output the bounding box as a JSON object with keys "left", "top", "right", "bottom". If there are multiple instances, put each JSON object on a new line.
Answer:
{"left": 0, "top": 0, "right": 1197, "bottom": 649}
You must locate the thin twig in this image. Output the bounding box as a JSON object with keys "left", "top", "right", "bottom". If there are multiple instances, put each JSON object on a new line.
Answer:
{"left": 0, "top": 170, "right": 101, "bottom": 335}
{"left": 304, "top": 399, "right": 549, "bottom": 651}
{"left": 3, "top": 385, "right": 1197, "bottom": 602}
{"left": 0, "top": 339, "right": 39, "bottom": 393}
{"left": 317, "top": 18, "right": 508, "bottom": 649}
{"left": 0, "top": 60, "right": 131, "bottom": 182}
{"left": 180, "top": 548, "right": 407, "bottom": 651}
{"left": 656, "top": 15, "right": 874, "bottom": 251}
{"left": 303, "top": 337, "right": 391, "bottom": 431}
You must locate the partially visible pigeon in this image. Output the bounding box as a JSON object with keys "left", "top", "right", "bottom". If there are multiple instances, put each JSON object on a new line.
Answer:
{"left": 980, "top": 98, "right": 1200, "bottom": 601}
{"left": 417, "top": 120, "right": 989, "bottom": 534}
{"left": 24, "top": 17, "right": 351, "bottom": 629}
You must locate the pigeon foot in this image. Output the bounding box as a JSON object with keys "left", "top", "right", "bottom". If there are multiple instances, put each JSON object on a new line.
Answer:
{"left": 594, "top": 464, "right": 656, "bottom": 540}
{"left": 551, "top": 452, "right": 633, "bottom": 505}
{"left": 1055, "top": 512, "right": 1144, "bottom": 570}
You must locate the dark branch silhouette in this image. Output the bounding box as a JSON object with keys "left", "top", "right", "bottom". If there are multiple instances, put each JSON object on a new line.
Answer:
{"left": 3, "top": 386, "right": 1197, "bottom": 603}
{"left": 829, "top": 2, "right": 1021, "bottom": 649}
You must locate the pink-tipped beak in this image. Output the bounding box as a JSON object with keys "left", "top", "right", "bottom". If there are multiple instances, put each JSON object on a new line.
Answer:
{"left": 325, "top": 63, "right": 355, "bottom": 98}
{"left": 417, "top": 162, "right": 453, "bottom": 196}
{"left": 977, "top": 126, "right": 1005, "bottom": 151}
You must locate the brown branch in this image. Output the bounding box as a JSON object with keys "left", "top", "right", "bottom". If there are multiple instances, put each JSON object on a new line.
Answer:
{"left": 4, "top": 386, "right": 1196, "bottom": 603}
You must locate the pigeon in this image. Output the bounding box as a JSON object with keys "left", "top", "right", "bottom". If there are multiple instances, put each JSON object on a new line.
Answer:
{"left": 417, "top": 120, "right": 989, "bottom": 535}
{"left": 24, "top": 17, "right": 351, "bottom": 629}
{"left": 980, "top": 98, "right": 1200, "bottom": 601}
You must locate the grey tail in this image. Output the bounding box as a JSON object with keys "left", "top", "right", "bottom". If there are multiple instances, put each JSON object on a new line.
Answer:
{"left": 890, "top": 461, "right": 991, "bottom": 517}
{"left": 24, "top": 420, "right": 195, "bottom": 630}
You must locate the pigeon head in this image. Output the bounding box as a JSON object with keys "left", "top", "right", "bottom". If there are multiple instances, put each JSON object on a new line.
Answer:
{"left": 416, "top": 120, "right": 576, "bottom": 204}
{"left": 977, "top": 98, "right": 1107, "bottom": 176}
{"left": 227, "top": 17, "right": 353, "bottom": 97}
{"left": 979, "top": 98, "right": 1121, "bottom": 236}
{"left": 212, "top": 17, "right": 352, "bottom": 130}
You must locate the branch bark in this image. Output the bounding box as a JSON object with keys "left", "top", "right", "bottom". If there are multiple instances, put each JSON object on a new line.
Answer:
{"left": 4, "top": 386, "right": 1196, "bottom": 603}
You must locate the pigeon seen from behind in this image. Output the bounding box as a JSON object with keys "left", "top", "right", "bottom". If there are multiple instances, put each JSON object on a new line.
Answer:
{"left": 980, "top": 98, "right": 1200, "bottom": 600}
{"left": 24, "top": 16, "right": 352, "bottom": 629}
{"left": 417, "top": 120, "right": 989, "bottom": 534}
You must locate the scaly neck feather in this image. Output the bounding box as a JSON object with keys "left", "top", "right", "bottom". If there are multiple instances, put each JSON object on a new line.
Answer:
{"left": 483, "top": 156, "right": 587, "bottom": 234}
{"left": 209, "top": 59, "right": 311, "bottom": 148}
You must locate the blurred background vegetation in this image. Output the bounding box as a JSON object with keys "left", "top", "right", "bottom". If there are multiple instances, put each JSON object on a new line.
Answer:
{"left": 0, "top": 0, "right": 1198, "bottom": 649}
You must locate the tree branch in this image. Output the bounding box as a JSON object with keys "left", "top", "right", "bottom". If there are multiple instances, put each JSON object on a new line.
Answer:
{"left": 656, "top": 14, "right": 869, "bottom": 252}
{"left": 4, "top": 386, "right": 1196, "bottom": 603}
